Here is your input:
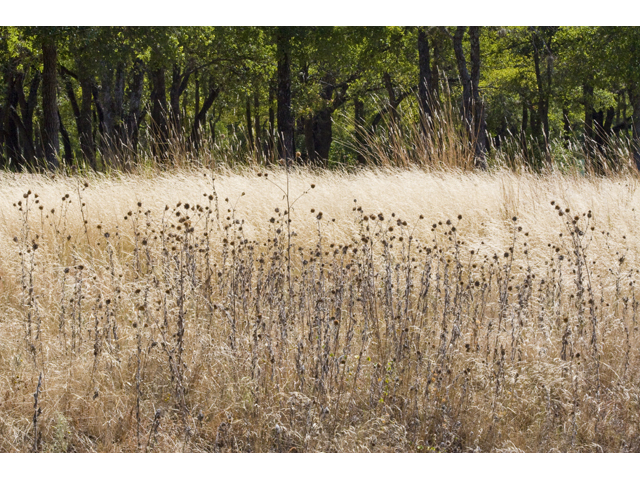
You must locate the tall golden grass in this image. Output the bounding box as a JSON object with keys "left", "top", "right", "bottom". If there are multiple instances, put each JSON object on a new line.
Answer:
{"left": 1, "top": 165, "right": 640, "bottom": 452}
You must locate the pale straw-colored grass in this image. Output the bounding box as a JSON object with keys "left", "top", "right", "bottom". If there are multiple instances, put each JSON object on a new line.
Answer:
{"left": 1, "top": 167, "right": 640, "bottom": 452}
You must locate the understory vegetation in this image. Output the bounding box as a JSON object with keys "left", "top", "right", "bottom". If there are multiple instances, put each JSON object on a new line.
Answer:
{"left": 2, "top": 167, "right": 640, "bottom": 452}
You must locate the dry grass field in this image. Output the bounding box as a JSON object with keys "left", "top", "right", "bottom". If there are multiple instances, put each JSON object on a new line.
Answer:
{"left": 2, "top": 166, "right": 640, "bottom": 452}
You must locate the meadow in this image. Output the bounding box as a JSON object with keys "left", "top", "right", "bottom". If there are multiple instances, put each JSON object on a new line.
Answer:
{"left": 2, "top": 166, "right": 640, "bottom": 452}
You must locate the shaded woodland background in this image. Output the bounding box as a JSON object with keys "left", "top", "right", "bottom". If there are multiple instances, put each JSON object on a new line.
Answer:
{"left": 1, "top": 26, "right": 640, "bottom": 173}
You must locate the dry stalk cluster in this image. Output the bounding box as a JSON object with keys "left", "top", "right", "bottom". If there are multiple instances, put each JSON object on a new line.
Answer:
{"left": 1, "top": 169, "right": 640, "bottom": 452}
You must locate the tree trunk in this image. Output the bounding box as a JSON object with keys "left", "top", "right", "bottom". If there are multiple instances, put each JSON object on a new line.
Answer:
{"left": 452, "top": 26, "right": 487, "bottom": 169}
{"left": 79, "top": 75, "right": 96, "bottom": 168}
{"left": 245, "top": 94, "right": 254, "bottom": 151}
{"left": 383, "top": 72, "right": 400, "bottom": 128}
{"left": 313, "top": 108, "right": 332, "bottom": 167}
{"left": 531, "top": 29, "right": 552, "bottom": 164}
{"left": 303, "top": 115, "right": 314, "bottom": 162}
{"left": 99, "top": 68, "right": 114, "bottom": 143}
{"left": 583, "top": 82, "right": 594, "bottom": 145}
{"left": 417, "top": 27, "right": 433, "bottom": 124}
{"left": 42, "top": 37, "right": 59, "bottom": 169}
{"left": 170, "top": 64, "right": 181, "bottom": 137}
{"left": 170, "top": 63, "right": 191, "bottom": 138}
{"left": 190, "top": 83, "right": 220, "bottom": 150}
{"left": 469, "top": 26, "right": 487, "bottom": 169}
{"left": 19, "top": 71, "right": 39, "bottom": 164}
{"left": 113, "top": 63, "right": 125, "bottom": 141}
{"left": 453, "top": 27, "right": 473, "bottom": 127}
{"left": 520, "top": 100, "right": 529, "bottom": 162}
{"left": 268, "top": 78, "right": 276, "bottom": 162}
{"left": 150, "top": 67, "right": 169, "bottom": 157}
{"left": 254, "top": 90, "right": 261, "bottom": 159}
{"left": 58, "top": 110, "right": 73, "bottom": 164}
{"left": 354, "top": 97, "right": 366, "bottom": 165}
{"left": 194, "top": 70, "right": 200, "bottom": 118}
{"left": 63, "top": 75, "right": 80, "bottom": 126}
{"left": 0, "top": 101, "right": 5, "bottom": 166}
{"left": 631, "top": 86, "right": 640, "bottom": 170}
{"left": 276, "top": 27, "right": 295, "bottom": 162}
{"left": 603, "top": 106, "right": 615, "bottom": 134}
{"left": 431, "top": 33, "right": 441, "bottom": 101}
{"left": 562, "top": 106, "right": 571, "bottom": 142}
{"left": 125, "top": 59, "right": 145, "bottom": 154}
{"left": 3, "top": 65, "right": 21, "bottom": 165}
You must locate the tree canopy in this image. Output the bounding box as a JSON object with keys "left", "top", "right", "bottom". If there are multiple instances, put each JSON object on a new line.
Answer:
{"left": 1, "top": 26, "right": 639, "bottom": 173}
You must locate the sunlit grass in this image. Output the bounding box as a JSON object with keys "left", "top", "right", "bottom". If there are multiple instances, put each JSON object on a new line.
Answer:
{"left": 1, "top": 166, "right": 640, "bottom": 452}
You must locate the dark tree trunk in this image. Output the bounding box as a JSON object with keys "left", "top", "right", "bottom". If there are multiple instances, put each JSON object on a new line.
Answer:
{"left": 562, "top": 106, "right": 571, "bottom": 142}
{"left": 99, "top": 68, "right": 114, "bottom": 142}
{"left": 452, "top": 26, "right": 486, "bottom": 169}
{"left": 469, "top": 26, "right": 487, "bottom": 169}
{"left": 245, "top": 95, "right": 254, "bottom": 150}
{"left": 431, "top": 33, "right": 441, "bottom": 101}
{"left": 35, "top": 121, "right": 44, "bottom": 161}
{"left": 531, "top": 29, "right": 553, "bottom": 164}
{"left": 254, "top": 90, "right": 261, "bottom": 158}
{"left": 354, "top": 97, "right": 366, "bottom": 165}
{"left": 170, "top": 63, "right": 191, "bottom": 137}
{"left": 453, "top": 27, "right": 473, "bottom": 127}
{"left": 19, "top": 71, "right": 39, "bottom": 164}
{"left": 3, "top": 66, "right": 21, "bottom": 165}
{"left": 305, "top": 73, "right": 350, "bottom": 167}
{"left": 276, "top": 27, "right": 295, "bottom": 162}
{"left": 92, "top": 84, "right": 105, "bottom": 140}
{"left": 58, "top": 110, "right": 73, "bottom": 164}
{"left": 42, "top": 37, "right": 59, "bottom": 170}
{"left": 313, "top": 108, "right": 332, "bottom": 166}
{"left": 63, "top": 75, "right": 80, "bottom": 126}
{"left": 583, "top": 82, "right": 594, "bottom": 145}
{"left": 150, "top": 67, "right": 169, "bottom": 157}
{"left": 417, "top": 27, "right": 433, "bottom": 124}
{"left": 590, "top": 106, "right": 616, "bottom": 174}
{"left": 79, "top": 75, "right": 96, "bottom": 168}
{"left": 529, "top": 104, "right": 540, "bottom": 139}
{"left": 95, "top": 63, "right": 124, "bottom": 164}
{"left": 303, "top": 115, "right": 314, "bottom": 162}
{"left": 0, "top": 103, "right": 5, "bottom": 166}
{"left": 521, "top": 100, "right": 529, "bottom": 162}
{"left": 125, "top": 59, "right": 145, "bottom": 153}
{"left": 603, "top": 106, "right": 615, "bottom": 133}
{"left": 383, "top": 72, "right": 400, "bottom": 128}
{"left": 630, "top": 86, "right": 640, "bottom": 170}
{"left": 113, "top": 63, "right": 125, "bottom": 139}
{"left": 170, "top": 64, "right": 180, "bottom": 136}
{"left": 190, "top": 83, "right": 220, "bottom": 150}
{"left": 194, "top": 70, "right": 200, "bottom": 118}
{"left": 268, "top": 79, "right": 276, "bottom": 161}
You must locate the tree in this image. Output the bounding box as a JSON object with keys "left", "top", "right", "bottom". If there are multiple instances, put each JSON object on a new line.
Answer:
{"left": 449, "top": 26, "right": 487, "bottom": 169}
{"left": 417, "top": 27, "right": 434, "bottom": 123}
{"left": 276, "top": 27, "right": 295, "bottom": 162}
{"left": 41, "top": 30, "right": 60, "bottom": 169}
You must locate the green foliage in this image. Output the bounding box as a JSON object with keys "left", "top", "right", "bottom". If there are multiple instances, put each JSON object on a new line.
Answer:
{"left": 1, "top": 26, "right": 640, "bottom": 172}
